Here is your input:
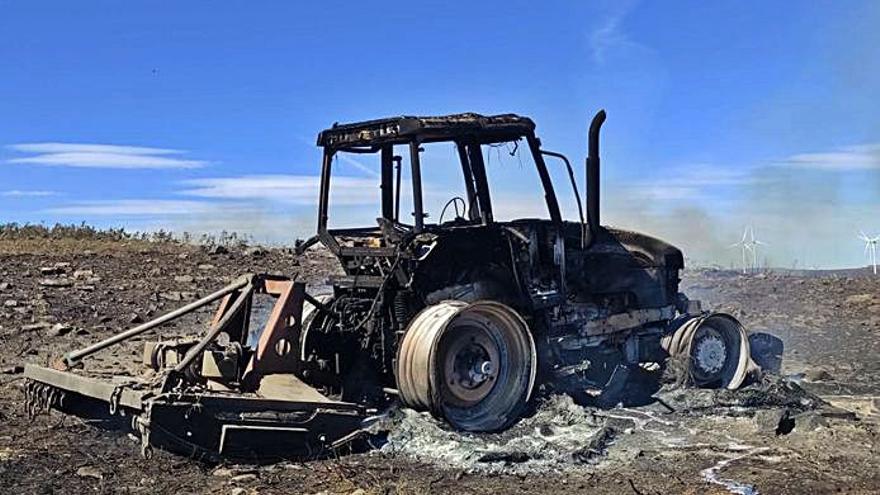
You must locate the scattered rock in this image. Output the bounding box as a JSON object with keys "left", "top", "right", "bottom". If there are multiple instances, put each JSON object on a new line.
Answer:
{"left": 0, "top": 365, "right": 23, "bottom": 375}
{"left": 0, "top": 282, "right": 11, "bottom": 290}
{"left": 129, "top": 313, "right": 144, "bottom": 324}
{"left": 845, "top": 293, "right": 875, "bottom": 305}
{"left": 244, "top": 246, "right": 266, "bottom": 257}
{"left": 197, "top": 264, "right": 215, "bottom": 271}
{"left": 754, "top": 408, "right": 795, "bottom": 435}
{"left": 39, "top": 278, "right": 73, "bottom": 288}
{"left": 49, "top": 323, "right": 73, "bottom": 337}
{"left": 3, "top": 299, "right": 17, "bottom": 307}
{"left": 230, "top": 473, "right": 257, "bottom": 483}
{"left": 208, "top": 245, "right": 228, "bottom": 255}
{"left": 795, "top": 411, "right": 828, "bottom": 431}
{"left": 22, "top": 322, "right": 51, "bottom": 332}
{"left": 76, "top": 465, "right": 103, "bottom": 480}
{"left": 804, "top": 369, "right": 833, "bottom": 382}
{"left": 73, "top": 269, "right": 94, "bottom": 279}
{"left": 160, "top": 291, "right": 182, "bottom": 302}
{"left": 174, "top": 275, "right": 194, "bottom": 284}
{"left": 180, "top": 291, "right": 198, "bottom": 301}
{"left": 212, "top": 467, "right": 234, "bottom": 477}
{"left": 231, "top": 488, "right": 246, "bottom": 495}
{"left": 572, "top": 426, "right": 617, "bottom": 463}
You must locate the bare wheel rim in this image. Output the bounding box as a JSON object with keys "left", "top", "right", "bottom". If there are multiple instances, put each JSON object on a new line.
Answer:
{"left": 299, "top": 294, "right": 333, "bottom": 362}
{"left": 396, "top": 300, "right": 536, "bottom": 432}
{"left": 663, "top": 313, "right": 750, "bottom": 389}
{"left": 690, "top": 325, "right": 729, "bottom": 383}
{"left": 438, "top": 323, "right": 500, "bottom": 407}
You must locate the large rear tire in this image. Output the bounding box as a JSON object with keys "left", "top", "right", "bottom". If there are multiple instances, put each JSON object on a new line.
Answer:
{"left": 396, "top": 300, "right": 536, "bottom": 432}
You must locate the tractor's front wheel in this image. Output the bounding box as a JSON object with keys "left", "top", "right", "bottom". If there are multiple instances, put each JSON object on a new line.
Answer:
{"left": 662, "top": 313, "right": 751, "bottom": 389}
{"left": 395, "top": 300, "right": 536, "bottom": 432}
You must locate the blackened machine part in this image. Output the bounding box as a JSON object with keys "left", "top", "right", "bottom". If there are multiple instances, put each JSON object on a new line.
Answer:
{"left": 586, "top": 109, "right": 606, "bottom": 247}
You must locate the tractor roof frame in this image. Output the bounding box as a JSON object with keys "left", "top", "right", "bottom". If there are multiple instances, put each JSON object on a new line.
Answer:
{"left": 315, "top": 113, "right": 564, "bottom": 255}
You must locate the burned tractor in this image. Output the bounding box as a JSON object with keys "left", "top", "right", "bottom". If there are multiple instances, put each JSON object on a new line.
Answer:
{"left": 25, "top": 111, "right": 753, "bottom": 459}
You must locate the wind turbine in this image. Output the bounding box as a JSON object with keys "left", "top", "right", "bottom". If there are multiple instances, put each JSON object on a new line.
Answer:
{"left": 858, "top": 231, "right": 879, "bottom": 275}
{"left": 746, "top": 227, "right": 768, "bottom": 272}
{"left": 730, "top": 226, "right": 767, "bottom": 273}
{"left": 729, "top": 227, "right": 754, "bottom": 274}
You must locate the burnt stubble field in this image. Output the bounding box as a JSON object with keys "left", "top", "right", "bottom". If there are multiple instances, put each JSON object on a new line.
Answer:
{"left": 1, "top": 230, "right": 878, "bottom": 494}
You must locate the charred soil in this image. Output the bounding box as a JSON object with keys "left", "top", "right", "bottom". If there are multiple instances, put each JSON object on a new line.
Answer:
{"left": 1, "top": 237, "right": 878, "bottom": 494}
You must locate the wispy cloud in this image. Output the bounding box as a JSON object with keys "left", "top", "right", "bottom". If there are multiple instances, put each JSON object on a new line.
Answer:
{"left": 180, "top": 174, "right": 379, "bottom": 205}
{"left": 617, "top": 164, "right": 759, "bottom": 202}
{"left": 6, "top": 142, "right": 207, "bottom": 169}
{"left": 779, "top": 143, "right": 880, "bottom": 171}
{"left": 589, "top": 2, "right": 640, "bottom": 63}
{"left": 337, "top": 154, "right": 380, "bottom": 178}
{"left": 294, "top": 134, "right": 379, "bottom": 178}
{"left": 1, "top": 189, "right": 57, "bottom": 197}
{"left": 7, "top": 143, "right": 181, "bottom": 155}
{"left": 45, "top": 199, "right": 223, "bottom": 216}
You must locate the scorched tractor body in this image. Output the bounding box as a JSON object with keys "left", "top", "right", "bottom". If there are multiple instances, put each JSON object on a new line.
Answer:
{"left": 24, "top": 110, "right": 755, "bottom": 460}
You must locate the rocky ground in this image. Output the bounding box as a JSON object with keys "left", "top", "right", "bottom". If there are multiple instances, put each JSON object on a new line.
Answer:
{"left": 0, "top": 232, "right": 878, "bottom": 494}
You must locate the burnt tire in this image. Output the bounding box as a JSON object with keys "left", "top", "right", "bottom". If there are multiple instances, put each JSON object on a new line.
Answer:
{"left": 299, "top": 294, "right": 334, "bottom": 363}
{"left": 395, "top": 300, "right": 536, "bottom": 432}
{"left": 662, "top": 313, "right": 751, "bottom": 389}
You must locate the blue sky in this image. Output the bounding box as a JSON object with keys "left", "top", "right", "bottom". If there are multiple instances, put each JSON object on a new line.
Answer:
{"left": 2, "top": 1, "right": 879, "bottom": 268}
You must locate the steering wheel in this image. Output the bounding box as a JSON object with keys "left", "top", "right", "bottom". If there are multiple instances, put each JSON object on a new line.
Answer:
{"left": 439, "top": 196, "right": 467, "bottom": 224}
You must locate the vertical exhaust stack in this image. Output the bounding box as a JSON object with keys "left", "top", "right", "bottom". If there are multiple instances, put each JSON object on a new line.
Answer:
{"left": 586, "top": 109, "right": 606, "bottom": 247}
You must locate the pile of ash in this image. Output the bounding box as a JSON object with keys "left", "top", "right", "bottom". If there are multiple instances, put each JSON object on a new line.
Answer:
{"left": 652, "top": 374, "right": 830, "bottom": 416}
{"left": 368, "top": 375, "right": 851, "bottom": 473}
{"left": 372, "top": 394, "right": 615, "bottom": 473}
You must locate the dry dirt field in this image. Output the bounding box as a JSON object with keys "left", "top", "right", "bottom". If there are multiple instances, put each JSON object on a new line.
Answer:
{"left": 0, "top": 233, "right": 878, "bottom": 494}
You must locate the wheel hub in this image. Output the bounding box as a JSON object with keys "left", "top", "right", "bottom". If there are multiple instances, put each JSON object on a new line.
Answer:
{"left": 441, "top": 325, "right": 499, "bottom": 406}
{"left": 693, "top": 333, "right": 727, "bottom": 375}
{"left": 395, "top": 300, "right": 536, "bottom": 431}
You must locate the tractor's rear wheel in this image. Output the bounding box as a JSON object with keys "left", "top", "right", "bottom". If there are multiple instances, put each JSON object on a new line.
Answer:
{"left": 396, "top": 300, "right": 536, "bottom": 432}
{"left": 299, "top": 294, "right": 334, "bottom": 363}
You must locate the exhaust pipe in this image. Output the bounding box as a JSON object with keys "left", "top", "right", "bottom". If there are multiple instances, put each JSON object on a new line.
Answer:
{"left": 586, "top": 109, "right": 606, "bottom": 247}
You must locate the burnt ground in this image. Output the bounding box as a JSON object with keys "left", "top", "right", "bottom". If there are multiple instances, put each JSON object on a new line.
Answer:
{"left": 0, "top": 235, "right": 878, "bottom": 494}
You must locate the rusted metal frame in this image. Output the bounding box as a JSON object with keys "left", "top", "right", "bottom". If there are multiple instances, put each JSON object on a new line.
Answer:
{"left": 263, "top": 276, "right": 295, "bottom": 296}
{"left": 409, "top": 140, "right": 425, "bottom": 232}
{"left": 24, "top": 364, "right": 147, "bottom": 410}
{"left": 172, "top": 281, "right": 255, "bottom": 375}
{"left": 380, "top": 145, "right": 394, "bottom": 221}
{"left": 455, "top": 141, "right": 480, "bottom": 222}
{"left": 245, "top": 281, "right": 305, "bottom": 379}
{"left": 212, "top": 286, "right": 253, "bottom": 346}
{"left": 465, "top": 140, "right": 494, "bottom": 224}
{"left": 63, "top": 276, "right": 251, "bottom": 367}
